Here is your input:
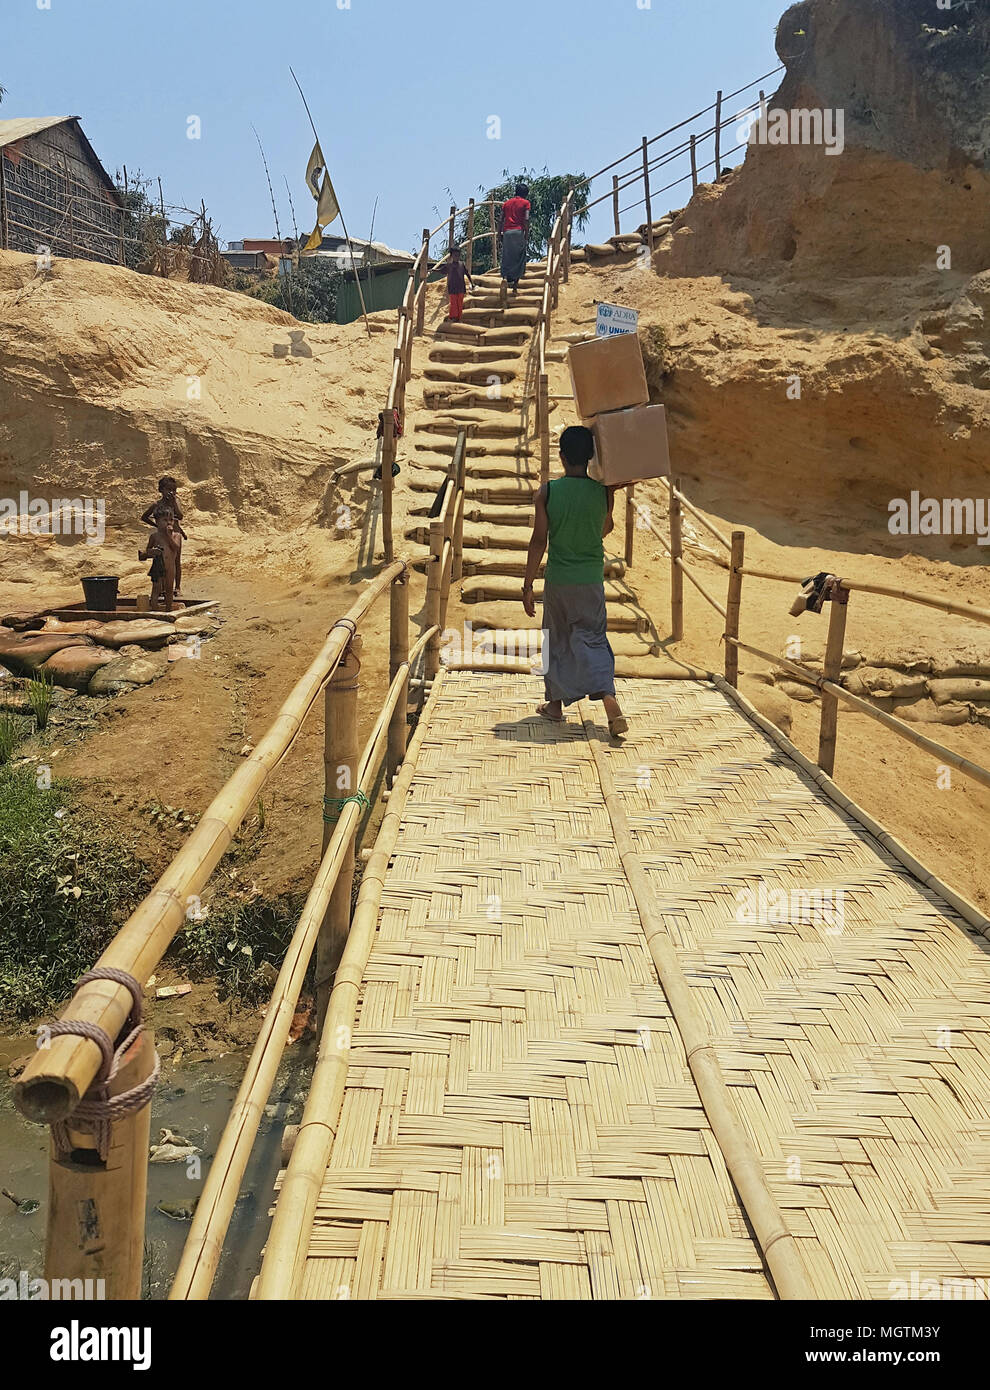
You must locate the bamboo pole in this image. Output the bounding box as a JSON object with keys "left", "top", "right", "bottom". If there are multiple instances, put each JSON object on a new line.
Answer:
{"left": 465, "top": 198, "right": 475, "bottom": 276}
{"left": 690, "top": 134, "right": 698, "bottom": 192}
{"left": 381, "top": 406, "right": 395, "bottom": 563}
{"left": 562, "top": 190, "right": 572, "bottom": 283}
{"left": 624, "top": 485, "right": 635, "bottom": 569}
{"left": 424, "top": 516, "right": 444, "bottom": 681}
{"left": 669, "top": 475, "right": 684, "bottom": 640}
{"left": 736, "top": 565, "right": 990, "bottom": 629}
{"left": 45, "top": 1029, "right": 155, "bottom": 1301}
{"left": 641, "top": 137, "right": 654, "bottom": 255}
{"left": 387, "top": 576, "right": 410, "bottom": 784}
{"left": 0, "top": 148, "right": 7, "bottom": 251}
{"left": 452, "top": 430, "right": 467, "bottom": 584}
{"left": 817, "top": 589, "right": 849, "bottom": 777}
{"left": 316, "top": 637, "right": 362, "bottom": 1029}
{"left": 171, "top": 625, "right": 432, "bottom": 1300}
{"left": 255, "top": 675, "right": 447, "bottom": 1299}
{"left": 539, "top": 373, "right": 551, "bottom": 486}
{"left": 416, "top": 228, "right": 429, "bottom": 335}
{"left": 447, "top": 203, "right": 456, "bottom": 254}
{"left": 489, "top": 197, "right": 497, "bottom": 273}
{"left": 725, "top": 636, "right": 990, "bottom": 793}
{"left": 612, "top": 175, "right": 621, "bottom": 237}
{"left": 661, "top": 479, "right": 732, "bottom": 551}
{"left": 13, "top": 563, "right": 406, "bottom": 1125}
{"left": 714, "top": 89, "right": 723, "bottom": 176}
{"left": 724, "top": 531, "right": 745, "bottom": 687}
{"left": 580, "top": 710, "right": 814, "bottom": 1299}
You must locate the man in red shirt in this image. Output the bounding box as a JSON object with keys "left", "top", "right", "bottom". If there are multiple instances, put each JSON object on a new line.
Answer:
{"left": 498, "top": 182, "right": 531, "bottom": 289}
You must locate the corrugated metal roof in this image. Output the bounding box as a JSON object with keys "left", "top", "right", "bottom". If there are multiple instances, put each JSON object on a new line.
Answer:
{"left": 0, "top": 116, "right": 79, "bottom": 148}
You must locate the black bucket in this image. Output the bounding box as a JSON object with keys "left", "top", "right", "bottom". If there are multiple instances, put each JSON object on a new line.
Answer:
{"left": 81, "top": 575, "right": 120, "bottom": 612}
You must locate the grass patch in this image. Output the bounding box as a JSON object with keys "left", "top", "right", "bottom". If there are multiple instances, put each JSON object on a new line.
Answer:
{"left": 0, "top": 767, "right": 152, "bottom": 1022}
{"left": 0, "top": 766, "right": 304, "bottom": 1024}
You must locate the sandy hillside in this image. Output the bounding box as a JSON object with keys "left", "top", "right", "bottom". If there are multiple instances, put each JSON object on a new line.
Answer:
{"left": 0, "top": 250, "right": 409, "bottom": 596}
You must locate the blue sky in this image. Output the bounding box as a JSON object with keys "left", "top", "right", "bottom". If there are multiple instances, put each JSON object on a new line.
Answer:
{"left": 4, "top": 0, "right": 787, "bottom": 251}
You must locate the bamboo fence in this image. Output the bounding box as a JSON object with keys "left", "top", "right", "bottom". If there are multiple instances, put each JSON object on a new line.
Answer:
{"left": 634, "top": 474, "right": 990, "bottom": 793}
{"left": 14, "top": 532, "right": 466, "bottom": 1300}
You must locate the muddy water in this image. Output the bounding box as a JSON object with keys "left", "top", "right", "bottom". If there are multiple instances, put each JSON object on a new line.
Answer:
{"left": 0, "top": 1032, "right": 313, "bottom": 1299}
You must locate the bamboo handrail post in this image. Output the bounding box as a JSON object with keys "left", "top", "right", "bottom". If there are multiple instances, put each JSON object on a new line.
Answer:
{"left": 641, "top": 137, "right": 654, "bottom": 255}
{"left": 714, "top": 89, "right": 723, "bottom": 176}
{"left": 447, "top": 203, "right": 456, "bottom": 254}
{"left": 381, "top": 407, "right": 395, "bottom": 563}
{"left": 690, "top": 134, "right": 698, "bottom": 192}
{"left": 624, "top": 485, "right": 636, "bottom": 569}
{"left": 539, "top": 373, "right": 551, "bottom": 486}
{"left": 387, "top": 576, "right": 410, "bottom": 784}
{"left": 452, "top": 430, "right": 467, "bottom": 583}
{"left": 438, "top": 537, "right": 454, "bottom": 641}
{"left": 489, "top": 197, "right": 497, "bottom": 272}
{"left": 465, "top": 198, "right": 475, "bottom": 276}
{"left": 724, "top": 530, "right": 745, "bottom": 686}
{"left": 669, "top": 475, "right": 684, "bottom": 641}
{"left": 416, "top": 228, "right": 429, "bottom": 335}
{"left": 45, "top": 1028, "right": 155, "bottom": 1301}
{"left": 818, "top": 588, "right": 849, "bottom": 777}
{"left": 424, "top": 518, "right": 444, "bottom": 681}
{"left": 612, "top": 175, "right": 621, "bottom": 237}
{"left": 562, "top": 191, "right": 572, "bottom": 283}
{"left": 316, "top": 636, "right": 362, "bottom": 1029}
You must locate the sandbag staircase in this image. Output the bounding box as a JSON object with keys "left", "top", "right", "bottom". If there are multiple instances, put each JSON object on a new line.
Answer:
{"left": 405, "top": 263, "right": 657, "bottom": 656}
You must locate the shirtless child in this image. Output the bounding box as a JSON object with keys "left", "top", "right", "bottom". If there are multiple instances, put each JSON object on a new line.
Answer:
{"left": 138, "top": 508, "right": 179, "bottom": 611}
{"left": 141, "top": 477, "right": 187, "bottom": 597}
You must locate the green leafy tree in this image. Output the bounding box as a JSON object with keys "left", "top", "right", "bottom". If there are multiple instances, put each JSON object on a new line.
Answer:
{"left": 247, "top": 256, "right": 343, "bottom": 323}
{"left": 449, "top": 169, "right": 590, "bottom": 274}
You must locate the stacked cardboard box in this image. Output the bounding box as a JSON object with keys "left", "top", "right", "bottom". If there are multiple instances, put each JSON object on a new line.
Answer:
{"left": 567, "top": 334, "right": 670, "bottom": 487}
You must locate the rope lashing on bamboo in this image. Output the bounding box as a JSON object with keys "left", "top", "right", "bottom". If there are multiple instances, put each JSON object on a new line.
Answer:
{"left": 44, "top": 968, "right": 160, "bottom": 1161}
{"left": 322, "top": 789, "right": 372, "bottom": 824}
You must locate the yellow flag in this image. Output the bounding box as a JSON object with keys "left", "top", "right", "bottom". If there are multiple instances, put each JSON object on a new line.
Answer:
{"left": 305, "top": 141, "right": 325, "bottom": 200}
{"left": 302, "top": 170, "right": 340, "bottom": 254}
{"left": 316, "top": 171, "right": 339, "bottom": 228}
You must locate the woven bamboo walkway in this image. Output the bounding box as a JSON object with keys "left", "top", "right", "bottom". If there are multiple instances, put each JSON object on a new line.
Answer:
{"left": 290, "top": 673, "right": 990, "bottom": 1300}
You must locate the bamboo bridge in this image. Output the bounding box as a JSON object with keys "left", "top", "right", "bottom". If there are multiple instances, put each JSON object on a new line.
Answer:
{"left": 12, "top": 69, "right": 990, "bottom": 1303}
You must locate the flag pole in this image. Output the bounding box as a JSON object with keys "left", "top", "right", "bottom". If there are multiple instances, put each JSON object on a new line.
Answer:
{"left": 290, "top": 66, "right": 372, "bottom": 338}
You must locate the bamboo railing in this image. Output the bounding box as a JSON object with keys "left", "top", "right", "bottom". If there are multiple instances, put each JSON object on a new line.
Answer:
{"left": 14, "top": 526, "right": 466, "bottom": 1300}
{"left": 635, "top": 475, "right": 990, "bottom": 795}
{"left": 375, "top": 200, "right": 509, "bottom": 562}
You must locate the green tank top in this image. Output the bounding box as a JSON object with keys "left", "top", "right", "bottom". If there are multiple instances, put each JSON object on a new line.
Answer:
{"left": 545, "top": 476, "right": 607, "bottom": 586}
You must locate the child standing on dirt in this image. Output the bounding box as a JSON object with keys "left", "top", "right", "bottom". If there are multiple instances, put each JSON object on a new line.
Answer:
{"left": 445, "top": 247, "right": 472, "bottom": 323}
{"left": 142, "top": 477, "right": 187, "bottom": 598}
{"left": 138, "top": 511, "right": 179, "bottom": 611}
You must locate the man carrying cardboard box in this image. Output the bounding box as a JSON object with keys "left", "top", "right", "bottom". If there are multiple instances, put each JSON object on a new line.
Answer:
{"left": 522, "top": 426, "right": 629, "bottom": 738}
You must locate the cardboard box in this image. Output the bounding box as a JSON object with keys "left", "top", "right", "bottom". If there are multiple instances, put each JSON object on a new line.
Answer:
{"left": 591, "top": 404, "right": 671, "bottom": 487}
{"left": 568, "top": 332, "right": 649, "bottom": 419}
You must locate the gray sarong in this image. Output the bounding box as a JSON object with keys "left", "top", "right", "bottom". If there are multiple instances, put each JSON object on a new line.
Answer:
{"left": 542, "top": 581, "right": 616, "bottom": 706}
{"left": 500, "top": 228, "right": 527, "bottom": 284}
